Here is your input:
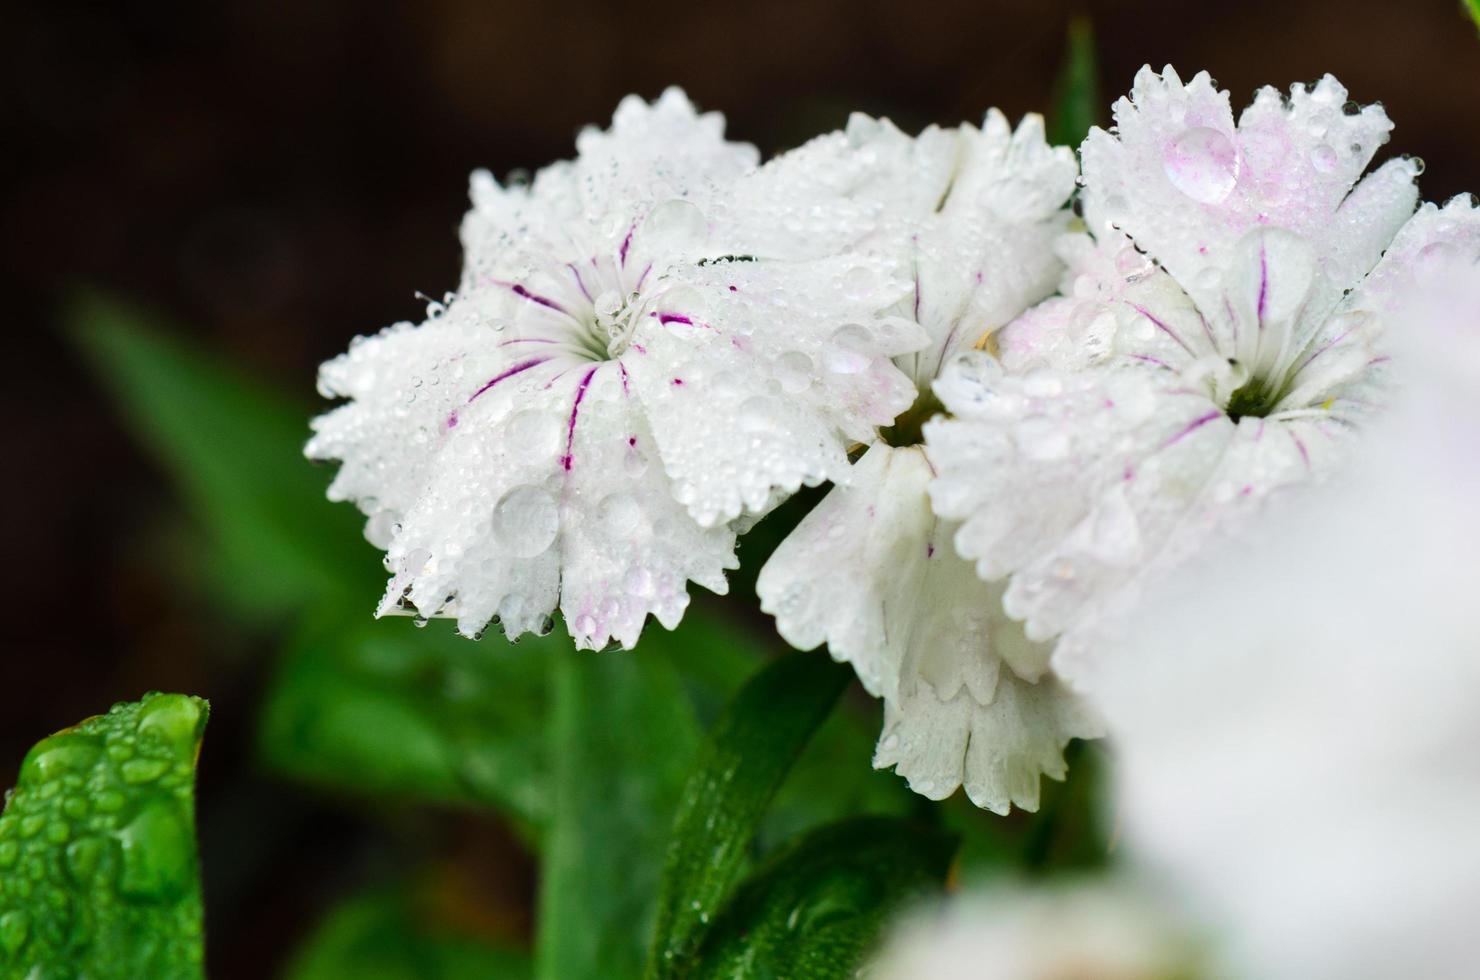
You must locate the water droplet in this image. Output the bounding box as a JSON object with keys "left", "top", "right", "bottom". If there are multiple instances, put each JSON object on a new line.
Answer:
{"left": 824, "top": 323, "right": 874, "bottom": 374}
{"left": 641, "top": 199, "right": 708, "bottom": 253}
{"left": 595, "top": 493, "right": 651, "bottom": 539}
{"left": 0, "top": 910, "right": 30, "bottom": 957}
{"left": 624, "top": 567, "right": 655, "bottom": 597}
{"left": 492, "top": 485, "right": 560, "bottom": 557}
{"left": 136, "top": 694, "right": 204, "bottom": 753}
{"left": 842, "top": 265, "right": 875, "bottom": 301}
{"left": 505, "top": 409, "right": 563, "bottom": 457}
{"left": 116, "top": 801, "right": 194, "bottom": 901}
{"left": 573, "top": 613, "right": 597, "bottom": 637}
{"left": 1310, "top": 143, "right": 1339, "bottom": 173}
{"left": 738, "top": 396, "right": 780, "bottom": 434}
{"left": 1162, "top": 127, "right": 1239, "bottom": 204}
{"left": 775, "top": 351, "right": 814, "bottom": 393}
{"left": 121, "top": 758, "right": 169, "bottom": 785}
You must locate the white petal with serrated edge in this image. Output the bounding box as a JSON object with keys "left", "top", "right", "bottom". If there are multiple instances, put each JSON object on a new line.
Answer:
{"left": 1081, "top": 68, "right": 1418, "bottom": 330}
{"left": 554, "top": 367, "right": 736, "bottom": 650}
{"left": 308, "top": 311, "right": 512, "bottom": 537}
{"left": 758, "top": 444, "right": 1099, "bottom": 814}
{"left": 311, "top": 89, "right": 930, "bottom": 650}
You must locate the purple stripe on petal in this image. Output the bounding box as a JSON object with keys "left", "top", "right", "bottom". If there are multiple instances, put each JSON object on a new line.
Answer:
{"left": 655, "top": 312, "right": 697, "bottom": 326}
{"left": 635, "top": 263, "right": 652, "bottom": 291}
{"left": 1256, "top": 243, "right": 1269, "bottom": 326}
{"left": 1130, "top": 303, "right": 1193, "bottom": 354}
{"left": 467, "top": 357, "right": 550, "bottom": 405}
{"left": 493, "top": 280, "right": 570, "bottom": 316}
{"left": 1128, "top": 353, "right": 1174, "bottom": 370}
{"left": 561, "top": 366, "right": 599, "bottom": 471}
{"left": 619, "top": 225, "right": 635, "bottom": 267}
{"left": 498, "top": 337, "right": 559, "bottom": 347}
{"left": 1295, "top": 326, "right": 1354, "bottom": 372}
{"left": 1288, "top": 428, "right": 1311, "bottom": 468}
{"left": 1161, "top": 409, "right": 1222, "bottom": 448}
{"left": 567, "top": 263, "right": 594, "bottom": 302}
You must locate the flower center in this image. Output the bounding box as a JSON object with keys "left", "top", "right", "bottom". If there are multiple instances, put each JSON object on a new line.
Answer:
{"left": 588, "top": 289, "right": 642, "bottom": 360}
{"left": 880, "top": 390, "right": 944, "bottom": 448}
{"left": 1223, "top": 371, "right": 1285, "bottom": 421}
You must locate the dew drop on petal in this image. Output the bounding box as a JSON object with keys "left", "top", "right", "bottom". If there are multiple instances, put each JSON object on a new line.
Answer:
{"left": 739, "top": 396, "right": 780, "bottom": 434}
{"left": 505, "top": 409, "right": 563, "bottom": 457}
{"left": 641, "top": 199, "right": 708, "bottom": 253}
{"left": 824, "top": 323, "right": 873, "bottom": 374}
{"left": 1163, "top": 127, "right": 1239, "bottom": 204}
{"left": 596, "top": 492, "right": 651, "bottom": 539}
{"left": 622, "top": 445, "right": 649, "bottom": 477}
{"left": 492, "top": 485, "right": 560, "bottom": 557}
{"left": 1311, "top": 143, "right": 1339, "bottom": 173}
{"left": 776, "top": 351, "right": 814, "bottom": 393}
{"left": 624, "top": 566, "right": 655, "bottom": 597}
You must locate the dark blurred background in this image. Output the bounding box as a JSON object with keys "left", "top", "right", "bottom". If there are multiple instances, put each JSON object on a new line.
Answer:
{"left": 4, "top": 0, "right": 1479, "bottom": 975}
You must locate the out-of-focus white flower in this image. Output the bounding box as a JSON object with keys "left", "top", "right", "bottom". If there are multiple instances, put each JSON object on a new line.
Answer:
{"left": 927, "top": 67, "right": 1479, "bottom": 688}
{"left": 309, "top": 89, "right": 927, "bottom": 649}
{"left": 1097, "top": 237, "right": 1480, "bottom": 980}
{"left": 867, "top": 881, "right": 1204, "bottom": 980}
{"left": 758, "top": 112, "right": 1101, "bottom": 814}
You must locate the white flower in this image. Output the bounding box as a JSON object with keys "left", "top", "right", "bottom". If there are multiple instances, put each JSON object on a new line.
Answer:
{"left": 927, "top": 68, "right": 1475, "bottom": 688}
{"left": 308, "top": 89, "right": 925, "bottom": 649}
{"left": 866, "top": 881, "right": 1202, "bottom": 980}
{"left": 757, "top": 112, "right": 1101, "bottom": 814}
{"left": 1095, "top": 235, "right": 1480, "bottom": 980}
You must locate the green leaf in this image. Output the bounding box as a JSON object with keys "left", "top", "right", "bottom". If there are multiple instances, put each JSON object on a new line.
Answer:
{"left": 287, "top": 887, "right": 530, "bottom": 980}
{"left": 69, "top": 293, "right": 377, "bottom": 621}
{"left": 647, "top": 653, "right": 851, "bottom": 980}
{"left": 535, "top": 644, "right": 703, "bottom": 980}
{"left": 0, "top": 693, "right": 210, "bottom": 980}
{"left": 259, "top": 614, "right": 558, "bottom": 832}
{"left": 1467, "top": 0, "right": 1480, "bottom": 33}
{"left": 689, "top": 817, "right": 958, "bottom": 980}
{"left": 1048, "top": 14, "right": 1101, "bottom": 148}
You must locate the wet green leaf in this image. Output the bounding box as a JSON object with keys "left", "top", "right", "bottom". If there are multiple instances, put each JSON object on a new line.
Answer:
{"left": 287, "top": 888, "right": 529, "bottom": 980}
{"left": 259, "top": 614, "right": 557, "bottom": 833}
{"left": 535, "top": 645, "right": 703, "bottom": 980}
{"left": 69, "top": 293, "right": 377, "bottom": 621}
{"left": 647, "top": 653, "right": 851, "bottom": 980}
{"left": 0, "top": 693, "right": 210, "bottom": 979}
{"left": 1048, "top": 15, "right": 1101, "bottom": 149}
{"left": 689, "top": 817, "right": 958, "bottom": 980}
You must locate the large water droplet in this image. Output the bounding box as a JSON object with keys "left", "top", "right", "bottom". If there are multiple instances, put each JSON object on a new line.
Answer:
{"left": 1310, "top": 143, "right": 1339, "bottom": 173}
{"left": 595, "top": 493, "right": 651, "bottom": 539}
{"left": 739, "top": 396, "right": 780, "bottom": 434}
{"left": 775, "top": 351, "right": 814, "bottom": 393}
{"left": 641, "top": 199, "right": 708, "bottom": 253}
{"left": 1163, "top": 127, "right": 1239, "bottom": 204}
{"left": 492, "top": 485, "right": 560, "bottom": 557}
{"left": 824, "top": 323, "right": 873, "bottom": 374}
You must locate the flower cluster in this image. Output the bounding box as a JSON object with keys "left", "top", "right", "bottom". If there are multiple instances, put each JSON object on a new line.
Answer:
{"left": 312, "top": 71, "right": 1478, "bottom": 814}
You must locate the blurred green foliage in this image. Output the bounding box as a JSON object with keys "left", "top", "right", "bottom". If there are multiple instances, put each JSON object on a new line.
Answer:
{"left": 1049, "top": 15, "right": 1101, "bottom": 149}
{"left": 72, "top": 295, "right": 375, "bottom": 622}
{"left": 0, "top": 693, "right": 209, "bottom": 980}
{"left": 286, "top": 888, "right": 530, "bottom": 980}
{"left": 1468, "top": 0, "right": 1480, "bottom": 33}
